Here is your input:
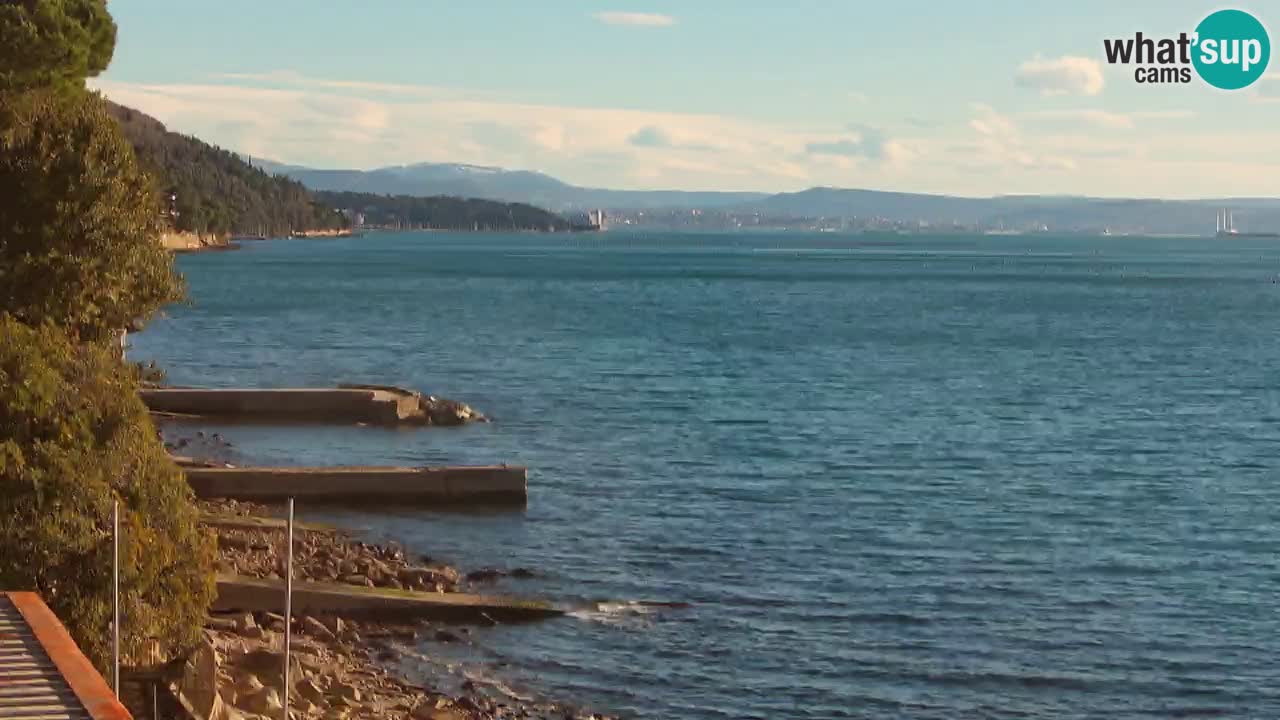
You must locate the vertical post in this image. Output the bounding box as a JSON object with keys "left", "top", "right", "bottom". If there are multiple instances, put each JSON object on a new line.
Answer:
{"left": 282, "top": 498, "right": 294, "bottom": 720}
{"left": 112, "top": 500, "right": 120, "bottom": 697}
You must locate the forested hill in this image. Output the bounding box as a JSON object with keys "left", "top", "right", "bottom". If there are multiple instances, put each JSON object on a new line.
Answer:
{"left": 314, "top": 191, "right": 569, "bottom": 232}
{"left": 106, "top": 102, "right": 571, "bottom": 236}
{"left": 106, "top": 102, "right": 344, "bottom": 237}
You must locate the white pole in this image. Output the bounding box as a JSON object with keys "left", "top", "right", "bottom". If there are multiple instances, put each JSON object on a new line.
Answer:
{"left": 112, "top": 500, "right": 120, "bottom": 696}
{"left": 282, "top": 498, "right": 294, "bottom": 720}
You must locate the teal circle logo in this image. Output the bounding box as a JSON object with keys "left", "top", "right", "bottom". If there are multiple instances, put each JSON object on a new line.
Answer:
{"left": 1192, "top": 9, "right": 1270, "bottom": 89}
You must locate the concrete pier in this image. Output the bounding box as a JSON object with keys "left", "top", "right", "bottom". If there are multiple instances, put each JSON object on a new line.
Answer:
{"left": 213, "top": 575, "right": 562, "bottom": 623}
{"left": 141, "top": 386, "right": 484, "bottom": 426}
{"left": 184, "top": 465, "right": 527, "bottom": 505}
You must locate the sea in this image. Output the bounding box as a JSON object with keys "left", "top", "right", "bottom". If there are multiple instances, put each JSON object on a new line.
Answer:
{"left": 132, "top": 231, "right": 1280, "bottom": 720}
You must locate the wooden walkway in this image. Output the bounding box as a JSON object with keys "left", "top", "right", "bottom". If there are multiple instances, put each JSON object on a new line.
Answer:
{"left": 0, "top": 593, "right": 131, "bottom": 720}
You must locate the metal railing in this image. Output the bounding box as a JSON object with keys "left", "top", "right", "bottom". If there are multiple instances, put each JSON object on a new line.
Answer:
{"left": 111, "top": 496, "right": 298, "bottom": 720}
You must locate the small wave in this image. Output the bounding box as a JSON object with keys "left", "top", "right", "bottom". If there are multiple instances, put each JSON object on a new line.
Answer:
{"left": 567, "top": 599, "right": 692, "bottom": 626}
{"left": 461, "top": 668, "right": 536, "bottom": 703}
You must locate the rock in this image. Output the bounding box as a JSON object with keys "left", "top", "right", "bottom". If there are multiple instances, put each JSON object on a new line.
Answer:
{"left": 509, "top": 568, "right": 536, "bottom": 579}
{"left": 235, "top": 613, "right": 258, "bottom": 633}
{"left": 465, "top": 568, "right": 504, "bottom": 583}
{"left": 243, "top": 687, "right": 283, "bottom": 716}
{"left": 229, "top": 673, "right": 265, "bottom": 705}
{"left": 238, "top": 648, "right": 304, "bottom": 691}
{"left": 303, "top": 616, "right": 336, "bottom": 641}
{"left": 339, "top": 574, "right": 374, "bottom": 587}
{"left": 296, "top": 678, "right": 326, "bottom": 705}
{"left": 176, "top": 633, "right": 229, "bottom": 720}
{"left": 432, "top": 630, "right": 461, "bottom": 644}
{"left": 323, "top": 709, "right": 349, "bottom": 720}
{"left": 291, "top": 696, "right": 316, "bottom": 716}
{"left": 320, "top": 616, "right": 346, "bottom": 637}
{"left": 264, "top": 612, "right": 286, "bottom": 632}
{"left": 220, "top": 535, "right": 251, "bottom": 552}
{"left": 332, "top": 681, "right": 361, "bottom": 704}
{"left": 206, "top": 615, "right": 239, "bottom": 632}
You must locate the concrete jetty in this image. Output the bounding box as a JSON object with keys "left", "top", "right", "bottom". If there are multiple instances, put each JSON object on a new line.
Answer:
{"left": 184, "top": 465, "right": 527, "bottom": 505}
{"left": 141, "top": 385, "right": 484, "bottom": 426}
{"left": 213, "top": 575, "right": 562, "bottom": 623}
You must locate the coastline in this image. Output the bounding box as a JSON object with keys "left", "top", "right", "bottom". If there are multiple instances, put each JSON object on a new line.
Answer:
{"left": 152, "top": 383, "right": 616, "bottom": 720}
{"left": 162, "top": 230, "right": 240, "bottom": 254}
{"left": 187, "top": 497, "right": 615, "bottom": 720}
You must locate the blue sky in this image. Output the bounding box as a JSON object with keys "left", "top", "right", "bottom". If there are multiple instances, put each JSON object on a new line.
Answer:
{"left": 93, "top": 1, "right": 1280, "bottom": 197}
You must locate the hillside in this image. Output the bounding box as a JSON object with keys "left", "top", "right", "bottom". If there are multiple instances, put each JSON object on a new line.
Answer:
{"left": 264, "top": 159, "right": 1280, "bottom": 235}
{"left": 107, "top": 103, "right": 345, "bottom": 237}
{"left": 259, "top": 160, "right": 767, "bottom": 212}
{"left": 316, "top": 191, "right": 568, "bottom": 231}
{"left": 746, "top": 188, "right": 1280, "bottom": 235}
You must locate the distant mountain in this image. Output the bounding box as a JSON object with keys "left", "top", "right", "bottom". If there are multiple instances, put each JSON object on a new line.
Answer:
{"left": 259, "top": 159, "right": 1280, "bottom": 236}
{"left": 256, "top": 160, "right": 767, "bottom": 211}
{"left": 747, "top": 187, "right": 1280, "bottom": 235}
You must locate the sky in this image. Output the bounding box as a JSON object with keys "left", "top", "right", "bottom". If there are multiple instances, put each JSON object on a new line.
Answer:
{"left": 91, "top": 1, "right": 1280, "bottom": 198}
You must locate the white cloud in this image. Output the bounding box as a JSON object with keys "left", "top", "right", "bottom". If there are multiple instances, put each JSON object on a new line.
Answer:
{"left": 592, "top": 12, "right": 675, "bottom": 27}
{"left": 1015, "top": 55, "right": 1105, "bottom": 96}
{"left": 960, "top": 104, "right": 1077, "bottom": 171}
{"left": 90, "top": 72, "right": 827, "bottom": 191}
{"left": 88, "top": 71, "right": 1280, "bottom": 198}
{"left": 1026, "top": 109, "right": 1194, "bottom": 130}
{"left": 969, "top": 103, "right": 1017, "bottom": 137}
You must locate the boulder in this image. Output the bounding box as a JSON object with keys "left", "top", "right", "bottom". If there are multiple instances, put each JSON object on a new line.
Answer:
{"left": 320, "top": 616, "right": 346, "bottom": 637}
{"left": 243, "top": 687, "right": 283, "bottom": 716}
{"left": 303, "top": 616, "right": 336, "bottom": 642}
{"left": 235, "top": 613, "right": 258, "bottom": 634}
{"left": 206, "top": 615, "right": 239, "bottom": 632}
{"left": 464, "top": 568, "right": 503, "bottom": 583}
{"left": 296, "top": 678, "right": 326, "bottom": 706}
{"left": 176, "top": 634, "right": 230, "bottom": 720}
{"left": 333, "top": 682, "right": 361, "bottom": 704}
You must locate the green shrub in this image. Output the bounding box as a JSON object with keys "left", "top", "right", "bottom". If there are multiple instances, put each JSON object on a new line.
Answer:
{"left": 0, "top": 0, "right": 116, "bottom": 93}
{"left": 0, "top": 89, "right": 184, "bottom": 342}
{"left": 0, "top": 316, "right": 215, "bottom": 670}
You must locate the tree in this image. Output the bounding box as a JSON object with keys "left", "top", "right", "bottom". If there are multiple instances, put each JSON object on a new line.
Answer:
{"left": 0, "top": 89, "right": 184, "bottom": 341}
{"left": 0, "top": 0, "right": 213, "bottom": 674}
{"left": 0, "top": 0, "right": 116, "bottom": 93}
{"left": 0, "top": 316, "right": 216, "bottom": 670}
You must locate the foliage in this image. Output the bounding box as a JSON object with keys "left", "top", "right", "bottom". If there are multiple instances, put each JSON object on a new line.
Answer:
{"left": 0, "top": 0, "right": 115, "bottom": 93}
{"left": 0, "top": 90, "right": 184, "bottom": 341}
{"left": 107, "top": 102, "right": 347, "bottom": 236}
{"left": 317, "top": 190, "right": 570, "bottom": 232}
{"left": 0, "top": 316, "right": 216, "bottom": 670}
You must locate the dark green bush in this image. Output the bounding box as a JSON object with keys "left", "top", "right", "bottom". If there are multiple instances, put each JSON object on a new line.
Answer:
{"left": 0, "top": 89, "right": 184, "bottom": 341}
{"left": 0, "top": 316, "right": 215, "bottom": 670}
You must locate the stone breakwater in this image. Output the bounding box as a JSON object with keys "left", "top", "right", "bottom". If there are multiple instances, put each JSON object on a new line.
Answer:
{"left": 142, "top": 386, "right": 486, "bottom": 426}
{"left": 189, "top": 500, "right": 614, "bottom": 720}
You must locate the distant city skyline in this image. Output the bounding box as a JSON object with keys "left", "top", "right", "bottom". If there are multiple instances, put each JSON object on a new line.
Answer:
{"left": 92, "top": 1, "right": 1280, "bottom": 198}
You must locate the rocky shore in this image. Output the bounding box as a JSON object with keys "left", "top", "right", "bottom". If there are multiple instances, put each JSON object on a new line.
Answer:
{"left": 191, "top": 500, "right": 611, "bottom": 720}
{"left": 162, "top": 230, "right": 239, "bottom": 253}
